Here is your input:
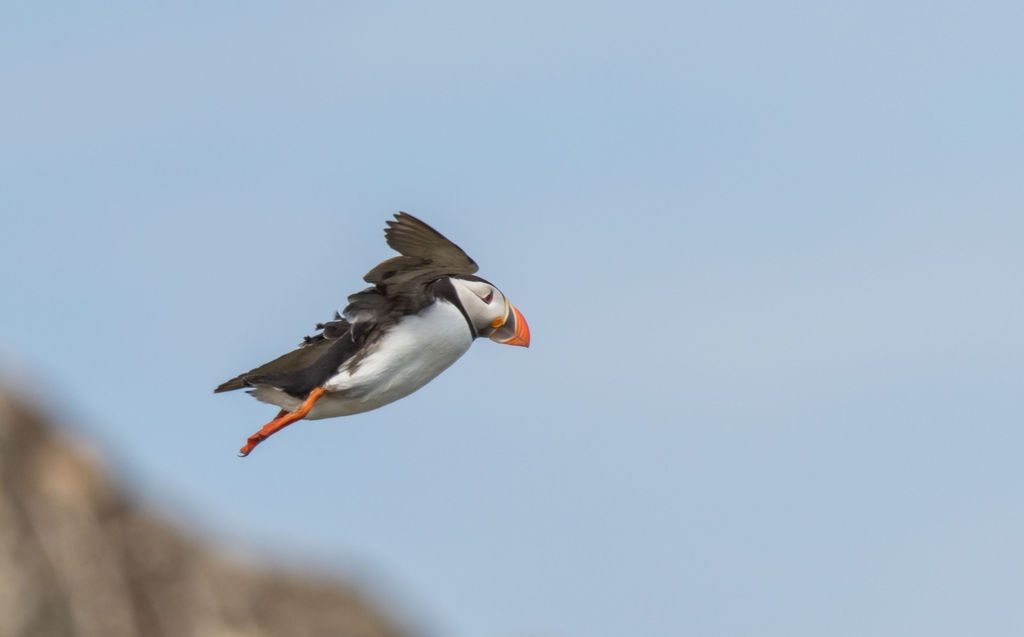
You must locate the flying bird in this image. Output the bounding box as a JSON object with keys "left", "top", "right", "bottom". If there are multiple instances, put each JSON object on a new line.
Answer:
{"left": 215, "top": 212, "right": 530, "bottom": 456}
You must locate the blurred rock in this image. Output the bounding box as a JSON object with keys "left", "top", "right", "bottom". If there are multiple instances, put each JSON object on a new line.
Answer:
{"left": 0, "top": 390, "right": 407, "bottom": 637}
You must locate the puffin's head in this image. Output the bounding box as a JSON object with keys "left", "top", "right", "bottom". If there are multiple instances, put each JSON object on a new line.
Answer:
{"left": 449, "top": 277, "right": 530, "bottom": 347}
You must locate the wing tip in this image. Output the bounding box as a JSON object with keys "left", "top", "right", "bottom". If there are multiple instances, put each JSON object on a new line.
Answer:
{"left": 385, "top": 211, "right": 414, "bottom": 231}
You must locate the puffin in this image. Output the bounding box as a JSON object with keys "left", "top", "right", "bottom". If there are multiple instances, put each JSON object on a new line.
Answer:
{"left": 215, "top": 212, "right": 530, "bottom": 456}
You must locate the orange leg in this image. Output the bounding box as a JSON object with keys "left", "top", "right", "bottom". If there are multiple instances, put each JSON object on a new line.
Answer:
{"left": 238, "top": 387, "right": 327, "bottom": 457}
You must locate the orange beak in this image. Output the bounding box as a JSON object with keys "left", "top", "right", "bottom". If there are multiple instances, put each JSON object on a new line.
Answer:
{"left": 489, "top": 302, "right": 530, "bottom": 347}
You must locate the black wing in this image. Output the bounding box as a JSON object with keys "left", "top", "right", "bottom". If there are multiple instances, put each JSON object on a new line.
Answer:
{"left": 355, "top": 212, "right": 480, "bottom": 323}
{"left": 362, "top": 212, "right": 478, "bottom": 291}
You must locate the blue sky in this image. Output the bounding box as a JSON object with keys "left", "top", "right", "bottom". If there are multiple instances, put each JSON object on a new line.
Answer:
{"left": 2, "top": 2, "right": 1023, "bottom": 636}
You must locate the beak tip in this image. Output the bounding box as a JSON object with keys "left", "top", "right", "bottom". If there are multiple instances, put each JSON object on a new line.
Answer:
{"left": 493, "top": 303, "right": 530, "bottom": 347}
{"left": 512, "top": 305, "right": 530, "bottom": 348}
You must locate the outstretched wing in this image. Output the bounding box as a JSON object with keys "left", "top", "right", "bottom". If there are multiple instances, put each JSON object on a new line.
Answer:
{"left": 383, "top": 211, "right": 478, "bottom": 271}
{"left": 362, "top": 212, "right": 478, "bottom": 290}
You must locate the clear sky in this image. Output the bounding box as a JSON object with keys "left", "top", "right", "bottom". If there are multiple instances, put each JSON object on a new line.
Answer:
{"left": 2, "top": 2, "right": 1023, "bottom": 636}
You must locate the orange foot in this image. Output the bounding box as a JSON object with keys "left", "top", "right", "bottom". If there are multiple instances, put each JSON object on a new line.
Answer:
{"left": 239, "top": 387, "right": 326, "bottom": 457}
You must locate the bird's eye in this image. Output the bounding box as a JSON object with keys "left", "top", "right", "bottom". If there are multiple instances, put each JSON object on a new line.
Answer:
{"left": 481, "top": 290, "right": 494, "bottom": 304}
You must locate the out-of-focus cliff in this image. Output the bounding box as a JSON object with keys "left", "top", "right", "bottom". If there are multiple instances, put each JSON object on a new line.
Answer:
{"left": 0, "top": 389, "right": 407, "bottom": 637}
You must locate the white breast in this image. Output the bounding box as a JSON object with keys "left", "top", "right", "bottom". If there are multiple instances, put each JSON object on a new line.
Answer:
{"left": 297, "top": 300, "right": 474, "bottom": 419}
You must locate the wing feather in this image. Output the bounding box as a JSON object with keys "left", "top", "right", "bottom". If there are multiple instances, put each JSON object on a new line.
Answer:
{"left": 364, "top": 212, "right": 477, "bottom": 286}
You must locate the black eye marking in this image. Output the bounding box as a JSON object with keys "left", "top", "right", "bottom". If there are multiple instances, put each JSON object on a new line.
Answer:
{"left": 482, "top": 290, "right": 494, "bottom": 304}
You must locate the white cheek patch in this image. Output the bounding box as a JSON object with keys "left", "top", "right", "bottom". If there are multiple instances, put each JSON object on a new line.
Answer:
{"left": 453, "top": 280, "right": 505, "bottom": 331}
